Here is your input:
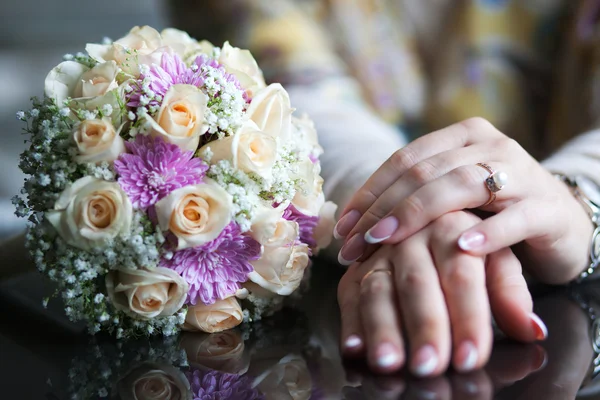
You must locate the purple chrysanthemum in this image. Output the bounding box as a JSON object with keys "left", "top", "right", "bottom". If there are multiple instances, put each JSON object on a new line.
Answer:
{"left": 160, "top": 223, "right": 261, "bottom": 305}
{"left": 186, "top": 369, "right": 264, "bottom": 400}
{"left": 283, "top": 204, "right": 319, "bottom": 248}
{"left": 128, "top": 52, "right": 246, "bottom": 109}
{"left": 114, "top": 135, "right": 208, "bottom": 209}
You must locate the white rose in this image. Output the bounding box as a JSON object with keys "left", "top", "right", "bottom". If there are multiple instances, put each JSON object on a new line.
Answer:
{"left": 73, "top": 118, "right": 126, "bottom": 164}
{"left": 161, "top": 28, "right": 213, "bottom": 63}
{"left": 179, "top": 330, "right": 249, "bottom": 374}
{"left": 106, "top": 267, "right": 188, "bottom": 320}
{"left": 313, "top": 201, "right": 337, "bottom": 251}
{"left": 291, "top": 160, "right": 324, "bottom": 217}
{"left": 246, "top": 83, "right": 294, "bottom": 143}
{"left": 218, "top": 41, "right": 266, "bottom": 98}
{"left": 252, "top": 354, "right": 312, "bottom": 400}
{"left": 248, "top": 244, "right": 310, "bottom": 295}
{"left": 249, "top": 203, "right": 299, "bottom": 247}
{"left": 145, "top": 84, "right": 209, "bottom": 152}
{"left": 117, "top": 363, "right": 191, "bottom": 400}
{"left": 292, "top": 114, "right": 323, "bottom": 160}
{"left": 154, "top": 179, "right": 232, "bottom": 250}
{"left": 44, "top": 60, "right": 120, "bottom": 106}
{"left": 46, "top": 177, "right": 132, "bottom": 250}
{"left": 183, "top": 297, "right": 243, "bottom": 333}
{"left": 199, "top": 120, "right": 277, "bottom": 180}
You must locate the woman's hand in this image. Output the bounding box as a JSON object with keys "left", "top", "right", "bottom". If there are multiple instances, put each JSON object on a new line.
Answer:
{"left": 334, "top": 117, "right": 593, "bottom": 284}
{"left": 337, "top": 211, "right": 547, "bottom": 377}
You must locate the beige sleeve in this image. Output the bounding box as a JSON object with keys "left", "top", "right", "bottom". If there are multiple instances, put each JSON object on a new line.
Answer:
{"left": 542, "top": 129, "right": 600, "bottom": 183}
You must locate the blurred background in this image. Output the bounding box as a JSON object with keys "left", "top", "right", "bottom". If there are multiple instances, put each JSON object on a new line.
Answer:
{"left": 0, "top": 0, "right": 166, "bottom": 240}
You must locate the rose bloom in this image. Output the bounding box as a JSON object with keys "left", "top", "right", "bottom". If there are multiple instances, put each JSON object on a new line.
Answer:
{"left": 106, "top": 267, "right": 188, "bottom": 319}
{"left": 200, "top": 120, "right": 277, "bottom": 180}
{"left": 73, "top": 117, "right": 125, "bottom": 164}
{"left": 218, "top": 41, "right": 266, "bottom": 98}
{"left": 313, "top": 201, "right": 338, "bottom": 252}
{"left": 145, "top": 84, "right": 209, "bottom": 152}
{"left": 44, "top": 60, "right": 120, "bottom": 107}
{"left": 179, "top": 330, "right": 249, "bottom": 374}
{"left": 46, "top": 176, "right": 132, "bottom": 250}
{"left": 245, "top": 83, "right": 293, "bottom": 143}
{"left": 292, "top": 161, "right": 325, "bottom": 217}
{"left": 250, "top": 203, "right": 299, "bottom": 248}
{"left": 117, "top": 362, "right": 191, "bottom": 400}
{"left": 251, "top": 354, "right": 312, "bottom": 400}
{"left": 183, "top": 297, "right": 243, "bottom": 333}
{"left": 247, "top": 244, "right": 310, "bottom": 296}
{"left": 292, "top": 114, "right": 323, "bottom": 160}
{"left": 86, "top": 26, "right": 166, "bottom": 76}
{"left": 154, "top": 179, "right": 233, "bottom": 250}
{"left": 161, "top": 28, "right": 214, "bottom": 64}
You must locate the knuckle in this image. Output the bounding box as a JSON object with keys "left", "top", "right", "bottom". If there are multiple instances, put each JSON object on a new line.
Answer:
{"left": 390, "top": 147, "right": 418, "bottom": 174}
{"left": 442, "top": 264, "right": 477, "bottom": 291}
{"left": 401, "top": 195, "right": 425, "bottom": 218}
{"left": 460, "top": 116, "right": 496, "bottom": 133}
{"left": 409, "top": 160, "right": 439, "bottom": 185}
{"left": 359, "top": 274, "right": 390, "bottom": 298}
{"left": 454, "top": 165, "right": 484, "bottom": 188}
{"left": 396, "top": 269, "right": 429, "bottom": 292}
{"left": 413, "top": 315, "right": 442, "bottom": 335}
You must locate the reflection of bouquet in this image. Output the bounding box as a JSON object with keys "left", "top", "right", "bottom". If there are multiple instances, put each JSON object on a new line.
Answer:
{"left": 12, "top": 26, "right": 336, "bottom": 337}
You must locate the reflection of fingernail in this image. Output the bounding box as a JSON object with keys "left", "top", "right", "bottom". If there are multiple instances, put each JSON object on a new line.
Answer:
{"left": 377, "top": 343, "right": 402, "bottom": 369}
{"left": 344, "top": 335, "right": 363, "bottom": 350}
{"left": 455, "top": 341, "right": 478, "bottom": 373}
{"left": 532, "top": 345, "right": 548, "bottom": 372}
{"left": 458, "top": 231, "right": 486, "bottom": 251}
{"left": 530, "top": 313, "right": 548, "bottom": 340}
{"left": 412, "top": 345, "right": 438, "bottom": 377}
{"left": 334, "top": 210, "right": 361, "bottom": 240}
{"left": 338, "top": 234, "right": 366, "bottom": 266}
{"left": 365, "top": 216, "right": 399, "bottom": 244}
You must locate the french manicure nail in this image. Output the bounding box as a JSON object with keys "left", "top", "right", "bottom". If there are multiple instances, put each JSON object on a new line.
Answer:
{"left": 334, "top": 210, "right": 361, "bottom": 240}
{"left": 365, "top": 216, "right": 399, "bottom": 244}
{"left": 377, "top": 343, "right": 402, "bottom": 369}
{"left": 455, "top": 341, "right": 478, "bottom": 373}
{"left": 458, "top": 231, "right": 486, "bottom": 251}
{"left": 344, "top": 335, "right": 363, "bottom": 351}
{"left": 412, "top": 345, "right": 438, "bottom": 377}
{"left": 532, "top": 345, "right": 548, "bottom": 372}
{"left": 338, "top": 234, "right": 366, "bottom": 266}
{"left": 530, "top": 313, "right": 548, "bottom": 340}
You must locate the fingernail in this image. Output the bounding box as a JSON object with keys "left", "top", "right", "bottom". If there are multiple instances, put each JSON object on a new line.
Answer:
{"left": 412, "top": 345, "right": 438, "bottom": 377}
{"left": 530, "top": 313, "right": 548, "bottom": 340}
{"left": 344, "top": 335, "right": 363, "bottom": 351}
{"left": 532, "top": 345, "right": 548, "bottom": 372}
{"left": 455, "top": 341, "right": 478, "bottom": 373}
{"left": 458, "top": 231, "right": 486, "bottom": 251}
{"left": 338, "top": 234, "right": 366, "bottom": 266}
{"left": 334, "top": 210, "right": 361, "bottom": 240}
{"left": 377, "top": 342, "right": 402, "bottom": 369}
{"left": 365, "top": 216, "right": 399, "bottom": 244}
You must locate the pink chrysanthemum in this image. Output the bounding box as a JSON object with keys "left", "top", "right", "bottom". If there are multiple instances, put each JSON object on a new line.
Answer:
{"left": 114, "top": 136, "right": 208, "bottom": 209}
{"left": 128, "top": 52, "right": 246, "bottom": 109}
{"left": 283, "top": 204, "right": 319, "bottom": 248}
{"left": 160, "top": 223, "right": 261, "bottom": 305}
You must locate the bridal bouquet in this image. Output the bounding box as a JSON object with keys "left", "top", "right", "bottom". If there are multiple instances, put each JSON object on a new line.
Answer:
{"left": 13, "top": 26, "right": 336, "bottom": 337}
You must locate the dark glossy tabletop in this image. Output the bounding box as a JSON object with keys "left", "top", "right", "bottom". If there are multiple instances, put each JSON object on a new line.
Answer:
{"left": 1, "top": 261, "right": 599, "bottom": 400}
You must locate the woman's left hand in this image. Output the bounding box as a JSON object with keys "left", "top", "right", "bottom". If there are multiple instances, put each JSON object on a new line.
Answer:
{"left": 335, "top": 117, "right": 593, "bottom": 284}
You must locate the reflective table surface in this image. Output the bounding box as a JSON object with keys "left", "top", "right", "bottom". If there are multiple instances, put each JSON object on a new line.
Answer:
{"left": 1, "top": 258, "right": 600, "bottom": 399}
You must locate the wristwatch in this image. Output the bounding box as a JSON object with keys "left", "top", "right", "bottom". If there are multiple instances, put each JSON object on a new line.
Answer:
{"left": 554, "top": 175, "right": 600, "bottom": 281}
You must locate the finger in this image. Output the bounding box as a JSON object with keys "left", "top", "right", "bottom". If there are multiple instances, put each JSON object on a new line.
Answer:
{"left": 358, "top": 250, "right": 405, "bottom": 373}
{"left": 338, "top": 263, "right": 366, "bottom": 357}
{"left": 403, "top": 376, "right": 452, "bottom": 400}
{"left": 429, "top": 213, "right": 492, "bottom": 374}
{"left": 391, "top": 234, "right": 451, "bottom": 377}
{"left": 335, "top": 117, "right": 502, "bottom": 237}
{"left": 449, "top": 370, "right": 494, "bottom": 400}
{"left": 362, "top": 163, "right": 521, "bottom": 246}
{"left": 486, "top": 343, "right": 547, "bottom": 387}
{"left": 485, "top": 248, "right": 545, "bottom": 342}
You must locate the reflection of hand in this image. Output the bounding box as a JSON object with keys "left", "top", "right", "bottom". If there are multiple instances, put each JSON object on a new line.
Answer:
{"left": 335, "top": 117, "right": 592, "bottom": 284}
{"left": 337, "top": 211, "right": 543, "bottom": 377}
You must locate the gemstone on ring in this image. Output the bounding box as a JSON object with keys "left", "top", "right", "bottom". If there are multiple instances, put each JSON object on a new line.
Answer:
{"left": 485, "top": 170, "right": 508, "bottom": 192}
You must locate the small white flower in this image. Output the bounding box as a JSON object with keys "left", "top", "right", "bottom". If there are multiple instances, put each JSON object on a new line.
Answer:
{"left": 101, "top": 104, "right": 113, "bottom": 116}
{"left": 59, "top": 108, "right": 70, "bottom": 117}
{"left": 16, "top": 111, "right": 25, "bottom": 120}
{"left": 38, "top": 174, "right": 51, "bottom": 187}
{"left": 30, "top": 109, "right": 40, "bottom": 118}
{"left": 139, "top": 64, "right": 151, "bottom": 75}
{"left": 94, "top": 293, "right": 105, "bottom": 304}
{"left": 127, "top": 111, "right": 136, "bottom": 121}
{"left": 63, "top": 53, "right": 74, "bottom": 61}
{"left": 102, "top": 36, "right": 112, "bottom": 45}
{"left": 98, "top": 388, "right": 108, "bottom": 398}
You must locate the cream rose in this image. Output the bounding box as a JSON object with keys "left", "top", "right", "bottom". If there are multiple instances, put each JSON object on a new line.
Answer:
{"left": 199, "top": 120, "right": 277, "bottom": 180}
{"left": 292, "top": 114, "right": 323, "bottom": 159}
{"left": 218, "top": 42, "right": 266, "bottom": 98}
{"left": 46, "top": 177, "right": 132, "bottom": 250}
{"left": 179, "top": 330, "right": 249, "bottom": 374}
{"left": 252, "top": 354, "right": 312, "bottom": 400}
{"left": 183, "top": 297, "right": 243, "bottom": 333}
{"left": 154, "top": 179, "right": 232, "bottom": 250}
{"left": 145, "top": 84, "right": 209, "bottom": 152}
{"left": 246, "top": 84, "right": 294, "bottom": 143}
{"left": 73, "top": 118, "right": 125, "bottom": 164}
{"left": 249, "top": 203, "right": 299, "bottom": 247}
{"left": 312, "top": 201, "right": 337, "bottom": 252}
{"left": 117, "top": 362, "right": 191, "bottom": 400}
{"left": 291, "top": 159, "right": 325, "bottom": 217}
{"left": 161, "top": 28, "right": 213, "bottom": 63}
{"left": 44, "top": 60, "right": 120, "bottom": 106}
{"left": 106, "top": 267, "right": 188, "bottom": 320}
{"left": 248, "top": 244, "right": 310, "bottom": 295}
